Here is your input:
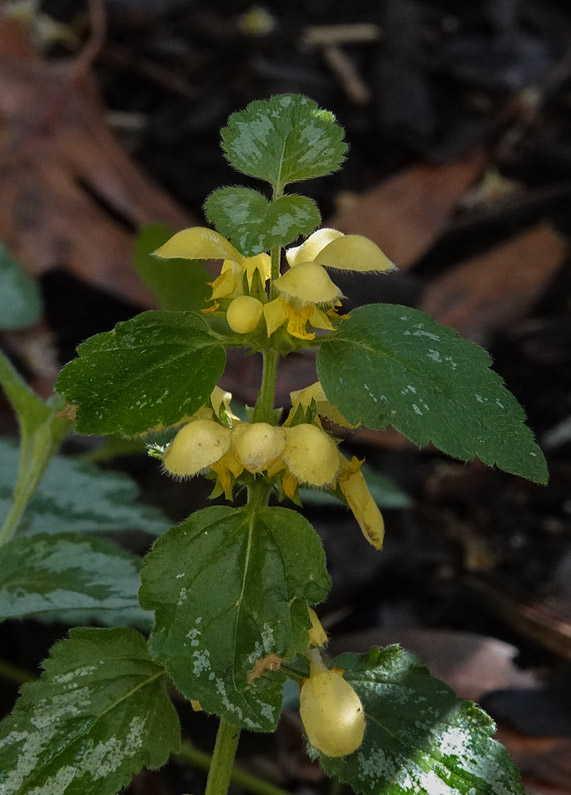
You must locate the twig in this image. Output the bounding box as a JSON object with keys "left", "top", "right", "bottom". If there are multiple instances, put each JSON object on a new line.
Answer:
{"left": 322, "top": 46, "right": 371, "bottom": 106}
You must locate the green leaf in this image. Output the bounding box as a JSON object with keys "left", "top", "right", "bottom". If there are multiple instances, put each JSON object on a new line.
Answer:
{"left": 221, "top": 94, "right": 347, "bottom": 189}
{"left": 0, "top": 352, "right": 72, "bottom": 543}
{"left": 0, "top": 627, "right": 180, "bottom": 794}
{"left": 0, "top": 533, "right": 149, "bottom": 626}
{"left": 133, "top": 223, "right": 211, "bottom": 311}
{"left": 0, "top": 438, "right": 168, "bottom": 536}
{"left": 140, "top": 505, "right": 330, "bottom": 731}
{"left": 56, "top": 310, "right": 226, "bottom": 435}
{"left": 315, "top": 645, "right": 524, "bottom": 795}
{"left": 318, "top": 304, "right": 547, "bottom": 483}
{"left": 204, "top": 188, "right": 321, "bottom": 257}
{"left": 0, "top": 244, "right": 42, "bottom": 329}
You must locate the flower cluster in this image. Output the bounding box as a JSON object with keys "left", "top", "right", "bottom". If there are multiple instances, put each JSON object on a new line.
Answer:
{"left": 161, "top": 386, "right": 384, "bottom": 549}
{"left": 154, "top": 226, "right": 394, "bottom": 342}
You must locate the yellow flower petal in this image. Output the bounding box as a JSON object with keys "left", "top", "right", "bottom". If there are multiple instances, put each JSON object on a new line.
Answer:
{"left": 243, "top": 253, "right": 271, "bottom": 289}
{"left": 300, "top": 649, "right": 365, "bottom": 758}
{"left": 231, "top": 422, "right": 287, "bottom": 474}
{"left": 286, "top": 228, "right": 344, "bottom": 267}
{"left": 282, "top": 470, "right": 298, "bottom": 499}
{"left": 263, "top": 297, "right": 288, "bottom": 336}
{"left": 210, "top": 269, "right": 243, "bottom": 300}
{"left": 282, "top": 302, "right": 315, "bottom": 341}
{"left": 313, "top": 234, "right": 395, "bottom": 273}
{"left": 210, "top": 449, "right": 244, "bottom": 499}
{"left": 153, "top": 227, "right": 243, "bottom": 263}
{"left": 308, "top": 306, "right": 334, "bottom": 331}
{"left": 282, "top": 424, "right": 339, "bottom": 487}
{"left": 339, "top": 457, "right": 385, "bottom": 549}
{"left": 308, "top": 608, "right": 328, "bottom": 648}
{"left": 289, "top": 382, "right": 356, "bottom": 429}
{"left": 162, "top": 419, "right": 231, "bottom": 478}
{"left": 275, "top": 262, "right": 343, "bottom": 305}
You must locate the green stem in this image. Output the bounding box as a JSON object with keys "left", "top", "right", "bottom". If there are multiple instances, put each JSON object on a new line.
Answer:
{"left": 204, "top": 719, "right": 241, "bottom": 795}
{"left": 178, "top": 740, "right": 291, "bottom": 795}
{"left": 0, "top": 420, "right": 69, "bottom": 546}
{"left": 253, "top": 349, "right": 279, "bottom": 423}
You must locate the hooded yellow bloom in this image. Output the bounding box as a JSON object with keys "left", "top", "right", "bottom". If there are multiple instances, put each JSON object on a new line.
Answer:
{"left": 162, "top": 419, "right": 232, "bottom": 479}
{"left": 338, "top": 456, "right": 385, "bottom": 549}
{"left": 153, "top": 227, "right": 271, "bottom": 303}
{"left": 300, "top": 648, "right": 365, "bottom": 758}
{"left": 264, "top": 228, "right": 393, "bottom": 340}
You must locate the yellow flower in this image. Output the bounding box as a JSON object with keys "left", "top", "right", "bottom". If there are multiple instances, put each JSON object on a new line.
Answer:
{"left": 277, "top": 423, "right": 340, "bottom": 497}
{"left": 338, "top": 456, "right": 385, "bottom": 549}
{"left": 231, "top": 422, "right": 286, "bottom": 474}
{"left": 153, "top": 227, "right": 270, "bottom": 303}
{"left": 300, "top": 648, "right": 365, "bottom": 758}
{"left": 266, "top": 228, "right": 393, "bottom": 340}
{"left": 263, "top": 296, "right": 334, "bottom": 341}
{"left": 288, "top": 381, "right": 357, "bottom": 428}
{"left": 286, "top": 227, "right": 394, "bottom": 273}
{"left": 162, "top": 419, "right": 232, "bottom": 479}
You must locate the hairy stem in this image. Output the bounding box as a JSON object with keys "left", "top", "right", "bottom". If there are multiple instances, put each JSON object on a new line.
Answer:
{"left": 205, "top": 719, "right": 241, "bottom": 795}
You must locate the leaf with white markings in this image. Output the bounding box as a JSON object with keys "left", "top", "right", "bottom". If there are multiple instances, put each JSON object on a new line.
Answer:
{"left": 56, "top": 310, "right": 226, "bottom": 435}
{"left": 139, "top": 505, "right": 330, "bottom": 731}
{"left": 0, "top": 533, "right": 149, "bottom": 626}
{"left": 318, "top": 304, "right": 547, "bottom": 483}
{"left": 315, "top": 646, "right": 525, "bottom": 795}
{"left": 204, "top": 188, "right": 320, "bottom": 257}
{"left": 0, "top": 627, "right": 180, "bottom": 795}
{"left": 0, "top": 438, "right": 168, "bottom": 536}
{"left": 221, "top": 94, "right": 347, "bottom": 189}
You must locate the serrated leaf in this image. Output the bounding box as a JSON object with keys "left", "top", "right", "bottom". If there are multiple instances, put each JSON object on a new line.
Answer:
{"left": 133, "top": 223, "right": 211, "bottom": 311}
{"left": 0, "top": 244, "right": 42, "bottom": 329}
{"left": 0, "top": 438, "right": 168, "bottom": 536}
{"left": 318, "top": 304, "right": 547, "bottom": 483}
{"left": 0, "top": 533, "right": 150, "bottom": 626}
{"left": 56, "top": 310, "right": 226, "bottom": 435}
{"left": 221, "top": 94, "right": 347, "bottom": 189}
{"left": 315, "top": 645, "right": 524, "bottom": 795}
{"left": 140, "top": 505, "right": 330, "bottom": 731}
{"left": 0, "top": 627, "right": 180, "bottom": 795}
{"left": 204, "top": 188, "right": 321, "bottom": 257}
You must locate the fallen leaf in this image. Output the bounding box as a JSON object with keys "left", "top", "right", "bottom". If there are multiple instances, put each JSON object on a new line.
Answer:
{"left": 419, "top": 224, "right": 566, "bottom": 342}
{"left": 0, "top": 19, "right": 194, "bottom": 308}
{"left": 328, "top": 150, "right": 487, "bottom": 267}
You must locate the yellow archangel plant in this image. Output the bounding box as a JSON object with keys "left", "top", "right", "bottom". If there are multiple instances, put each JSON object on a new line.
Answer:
{"left": 39, "top": 94, "right": 543, "bottom": 795}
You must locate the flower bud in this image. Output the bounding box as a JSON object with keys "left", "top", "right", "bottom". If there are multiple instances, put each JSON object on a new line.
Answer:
{"left": 282, "top": 424, "right": 339, "bottom": 487}
{"left": 308, "top": 608, "right": 327, "bottom": 647}
{"left": 162, "top": 419, "right": 231, "bottom": 478}
{"left": 226, "top": 296, "right": 264, "bottom": 334}
{"left": 231, "top": 422, "right": 286, "bottom": 474}
{"left": 300, "top": 651, "right": 365, "bottom": 757}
